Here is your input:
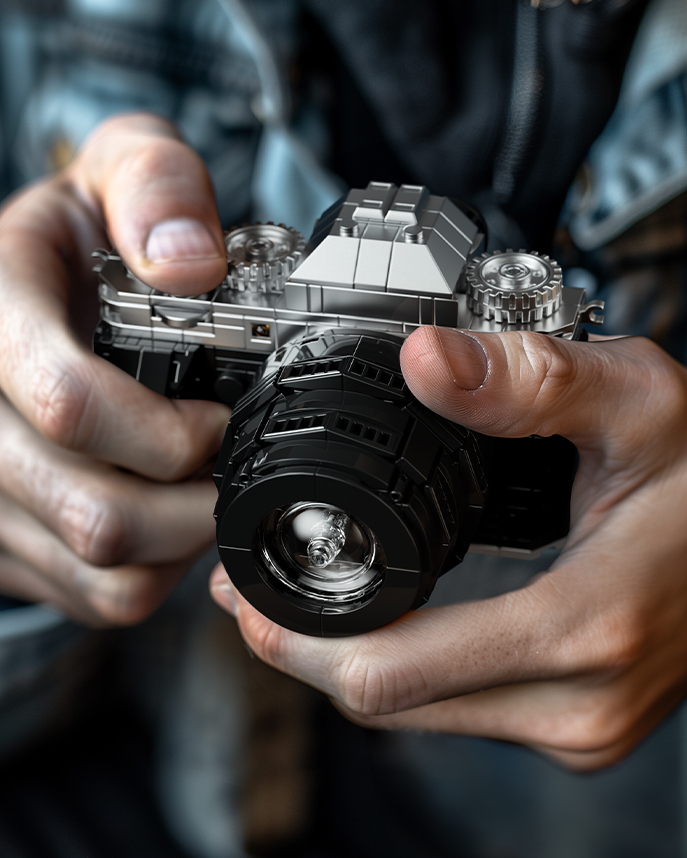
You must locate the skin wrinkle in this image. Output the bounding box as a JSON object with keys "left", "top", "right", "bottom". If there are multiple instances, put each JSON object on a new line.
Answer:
{"left": 77, "top": 115, "right": 182, "bottom": 211}
{"left": 0, "top": 499, "right": 94, "bottom": 615}
{"left": 337, "top": 641, "right": 431, "bottom": 715}
{"left": 570, "top": 463, "right": 648, "bottom": 528}
{"left": 45, "top": 471, "right": 115, "bottom": 563}
{"left": 0, "top": 253, "right": 68, "bottom": 343}
{"left": 347, "top": 656, "right": 375, "bottom": 714}
{"left": 643, "top": 375, "right": 687, "bottom": 459}
{"left": 72, "top": 378, "right": 101, "bottom": 453}
{"left": 520, "top": 335, "right": 582, "bottom": 434}
{"left": 344, "top": 552, "right": 687, "bottom": 760}
{"left": 0, "top": 237, "right": 98, "bottom": 432}
{"left": 219, "top": 516, "right": 684, "bottom": 755}
{"left": 23, "top": 346, "right": 228, "bottom": 480}
{"left": 389, "top": 654, "right": 432, "bottom": 713}
{"left": 84, "top": 564, "right": 149, "bottom": 624}
{"left": 60, "top": 490, "right": 128, "bottom": 568}
{"left": 0, "top": 423, "right": 89, "bottom": 559}
{"left": 578, "top": 426, "right": 687, "bottom": 533}
{"left": 0, "top": 114, "right": 236, "bottom": 631}
{"left": 30, "top": 361, "right": 90, "bottom": 450}
{"left": 0, "top": 395, "right": 217, "bottom": 567}
{"left": 508, "top": 334, "right": 606, "bottom": 440}
{"left": 402, "top": 329, "right": 452, "bottom": 408}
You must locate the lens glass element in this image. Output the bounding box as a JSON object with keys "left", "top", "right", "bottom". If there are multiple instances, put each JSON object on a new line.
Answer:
{"left": 256, "top": 502, "right": 386, "bottom": 611}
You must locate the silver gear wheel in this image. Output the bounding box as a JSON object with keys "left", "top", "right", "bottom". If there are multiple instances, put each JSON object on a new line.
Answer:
{"left": 465, "top": 250, "right": 563, "bottom": 324}
{"left": 224, "top": 223, "right": 305, "bottom": 293}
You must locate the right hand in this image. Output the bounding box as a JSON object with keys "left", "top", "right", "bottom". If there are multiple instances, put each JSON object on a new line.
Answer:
{"left": 0, "top": 113, "right": 231, "bottom": 625}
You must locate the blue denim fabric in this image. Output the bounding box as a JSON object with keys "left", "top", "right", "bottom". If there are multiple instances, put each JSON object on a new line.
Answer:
{"left": 567, "top": 0, "right": 687, "bottom": 250}
{"left": 563, "top": 0, "right": 687, "bottom": 361}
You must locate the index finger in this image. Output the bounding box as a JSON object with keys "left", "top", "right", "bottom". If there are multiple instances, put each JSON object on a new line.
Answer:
{"left": 0, "top": 159, "right": 229, "bottom": 479}
{"left": 71, "top": 113, "right": 227, "bottom": 295}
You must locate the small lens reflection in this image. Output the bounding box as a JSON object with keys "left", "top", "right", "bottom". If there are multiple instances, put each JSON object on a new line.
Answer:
{"left": 257, "top": 502, "right": 386, "bottom": 609}
{"left": 292, "top": 507, "right": 350, "bottom": 569}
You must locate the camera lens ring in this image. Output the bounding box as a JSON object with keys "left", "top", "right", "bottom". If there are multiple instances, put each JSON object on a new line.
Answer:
{"left": 216, "top": 464, "right": 425, "bottom": 637}
{"left": 255, "top": 501, "right": 387, "bottom": 612}
{"left": 214, "top": 329, "right": 485, "bottom": 637}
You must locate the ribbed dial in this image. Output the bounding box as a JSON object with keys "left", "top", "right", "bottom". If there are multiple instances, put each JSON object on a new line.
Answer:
{"left": 224, "top": 223, "right": 305, "bottom": 293}
{"left": 465, "top": 250, "right": 563, "bottom": 323}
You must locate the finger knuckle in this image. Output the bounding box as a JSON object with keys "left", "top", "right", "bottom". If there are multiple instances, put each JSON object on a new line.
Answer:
{"left": 246, "top": 613, "right": 290, "bottom": 668}
{"left": 162, "top": 421, "right": 200, "bottom": 481}
{"left": 161, "top": 401, "right": 226, "bottom": 481}
{"left": 32, "top": 364, "right": 93, "bottom": 450}
{"left": 336, "top": 653, "right": 402, "bottom": 717}
{"left": 520, "top": 333, "right": 578, "bottom": 409}
{"left": 87, "top": 573, "right": 163, "bottom": 626}
{"left": 118, "top": 138, "right": 202, "bottom": 189}
{"left": 59, "top": 493, "right": 129, "bottom": 568}
{"left": 592, "top": 611, "right": 647, "bottom": 672}
{"left": 548, "top": 696, "right": 634, "bottom": 754}
{"left": 562, "top": 604, "right": 647, "bottom": 676}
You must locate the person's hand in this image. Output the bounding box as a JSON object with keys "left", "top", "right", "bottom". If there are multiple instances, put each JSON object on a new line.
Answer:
{"left": 211, "top": 327, "right": 687, "bottom": 770}
{"left": 0, "top": 112, "right": 231, "bottom": 624}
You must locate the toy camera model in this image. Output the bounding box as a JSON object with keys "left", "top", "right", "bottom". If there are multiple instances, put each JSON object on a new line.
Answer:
{"left": 94, "top": 182, "right": 603, "bottom": 637}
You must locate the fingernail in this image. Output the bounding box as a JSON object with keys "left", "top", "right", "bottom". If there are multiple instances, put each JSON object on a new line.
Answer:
{"left": 145, "top": 218, "right": 222, "bottom": 263}
{"left": 434, "top": 328, "right": 488, "bottom": 389}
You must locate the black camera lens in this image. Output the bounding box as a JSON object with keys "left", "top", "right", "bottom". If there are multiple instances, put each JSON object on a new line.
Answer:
{"left": 256, "top": 502, "right": 386, "bottom": 611}
{"left": 214, "top": 329, "right": 483, "bottom": 637}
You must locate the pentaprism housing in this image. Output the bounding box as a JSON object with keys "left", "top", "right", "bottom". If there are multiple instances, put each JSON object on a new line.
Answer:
{"left": 94, "top": 182, "right": 604, "bottom": 637}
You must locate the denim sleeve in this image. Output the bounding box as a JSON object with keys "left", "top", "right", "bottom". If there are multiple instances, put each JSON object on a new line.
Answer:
{"left": 562, "top": 0, "right": 687, "bottom": 359}
{"left": 0, "top": 0, "right": 300, "bottom": 226}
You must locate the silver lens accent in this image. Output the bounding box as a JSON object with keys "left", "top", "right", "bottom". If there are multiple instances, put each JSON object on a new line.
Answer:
{"left": 256, "top": 502, "right": 386, "bottom": 610}
{"left": 306, "top": 511, "right": 350, "bottom": 568}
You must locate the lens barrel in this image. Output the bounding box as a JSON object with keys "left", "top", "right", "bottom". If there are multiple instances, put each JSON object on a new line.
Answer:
{"left": 214, "top": 330, "right": 488, "bottom": 637}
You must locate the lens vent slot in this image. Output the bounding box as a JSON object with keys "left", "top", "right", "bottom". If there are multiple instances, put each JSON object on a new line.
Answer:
{"left": 264, "top": 413, "right": 327, "bottom": 439}
{"left": 348, "top": 359, "right": 405, "bottom": 392}
{"left": 332, "top": 416, "right": 397, "bottom": 452}
{"left": 281, "top": 359, "right": 344, "bottom": 381}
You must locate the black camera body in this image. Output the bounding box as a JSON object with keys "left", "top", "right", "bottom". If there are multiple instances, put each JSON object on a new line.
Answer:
{"left": 94, "top": 182, "right": 603, "bottom": 636}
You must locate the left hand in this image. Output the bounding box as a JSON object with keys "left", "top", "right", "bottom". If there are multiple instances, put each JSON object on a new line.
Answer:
{"left": 0, "top": 113, "right": 230, "bottom": 624}
{"left": 211, "top": 326, "right": 687, "bottom": 771}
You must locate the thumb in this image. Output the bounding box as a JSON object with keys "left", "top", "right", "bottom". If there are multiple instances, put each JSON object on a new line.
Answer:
{"left": 399, "top": 327, "right": 678, "bottom": 450}
{"left": 69, "top": 113, "right": 227, "bottom": 296}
